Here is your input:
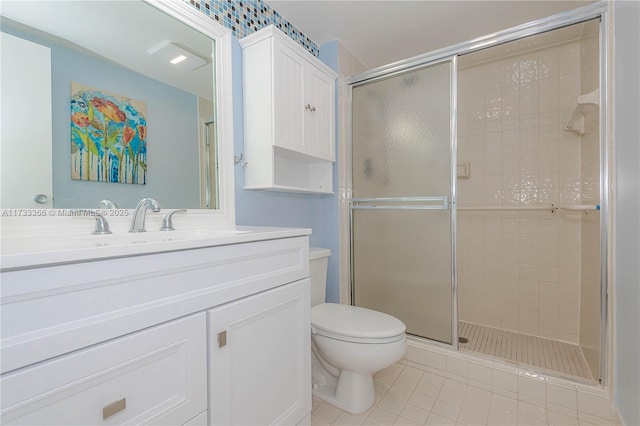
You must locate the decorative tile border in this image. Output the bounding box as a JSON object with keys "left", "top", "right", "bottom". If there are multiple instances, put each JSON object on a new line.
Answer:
{"left": 182, "top": 0, "right": 320, "bottom": 57}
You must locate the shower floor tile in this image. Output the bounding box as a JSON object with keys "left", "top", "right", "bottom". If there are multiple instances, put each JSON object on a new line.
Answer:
{"left": 458, "top": 321, "right": 594, "bottom": 381}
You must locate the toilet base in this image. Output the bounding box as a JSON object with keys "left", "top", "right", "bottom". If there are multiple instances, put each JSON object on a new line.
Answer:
{"left": 312, "top": 354, "right": 376, "bottom": 414}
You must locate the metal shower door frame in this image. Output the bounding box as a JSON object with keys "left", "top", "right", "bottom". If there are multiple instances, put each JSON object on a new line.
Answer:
{"left": 346, "top": 1, "right": 610, "bottom": 383}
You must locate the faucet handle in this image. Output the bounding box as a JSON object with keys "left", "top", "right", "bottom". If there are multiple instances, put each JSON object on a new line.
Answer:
{"left": 98, "top": 199, "right": 118, "bottom": 209}
{"left": 160, "top": 209, "right": 187, "bottom": 231}
{"left": 76, "top": 209, "right": 112, "bottom": 235}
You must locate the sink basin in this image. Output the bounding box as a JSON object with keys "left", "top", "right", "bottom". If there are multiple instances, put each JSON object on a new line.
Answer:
{"left": 1, "top": 224, "right": 306, "bottom": 270}
{"left": 68, "top": 228, "right": 251, "bottom": 246}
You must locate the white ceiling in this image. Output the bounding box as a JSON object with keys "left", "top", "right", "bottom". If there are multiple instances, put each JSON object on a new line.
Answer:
{"left": 1, "top": 0, "right": 597, "bottom": 88}
{"left": 0, "top": 1, "right": 214, "bottom": 99}
{"left": 268, "top": 1, "right": 596, "bottom": 69}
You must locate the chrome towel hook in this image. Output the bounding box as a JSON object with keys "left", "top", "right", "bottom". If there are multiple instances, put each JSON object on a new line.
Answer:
{"left": 234, "top": 153, "right": 247, "bottom": 167}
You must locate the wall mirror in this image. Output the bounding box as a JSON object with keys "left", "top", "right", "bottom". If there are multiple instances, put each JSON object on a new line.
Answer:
{"left": 0, "top": 0, "right": 235, "bottom": 223}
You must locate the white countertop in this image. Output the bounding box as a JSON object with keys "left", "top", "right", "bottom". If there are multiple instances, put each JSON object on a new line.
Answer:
{"left": 1, "top": 217, "right": 311, "bottom": 271}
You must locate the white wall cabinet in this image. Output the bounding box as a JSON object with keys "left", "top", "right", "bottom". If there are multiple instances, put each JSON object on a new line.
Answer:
{"left": 241, "top": 25, "right": 336, "bottom": 194}
{"left": 0, "top": 235, "right": 311, "bottom": 426}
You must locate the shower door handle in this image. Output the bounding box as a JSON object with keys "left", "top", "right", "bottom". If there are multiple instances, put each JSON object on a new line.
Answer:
{"left": 351, "top": 196, "right": 449, "bottom": 210}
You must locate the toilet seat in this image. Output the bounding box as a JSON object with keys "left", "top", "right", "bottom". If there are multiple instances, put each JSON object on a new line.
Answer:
{"left": 311, "top": 303, "right": 406, "bottom": 344}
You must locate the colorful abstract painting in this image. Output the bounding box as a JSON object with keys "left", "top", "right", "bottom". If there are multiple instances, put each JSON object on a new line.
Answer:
{"left": 70, "top": 83, "right": 147, "bottom": 184}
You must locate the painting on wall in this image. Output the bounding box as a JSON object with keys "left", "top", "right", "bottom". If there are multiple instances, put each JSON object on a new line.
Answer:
{"left": 70, "top": 82, "right": 147, "bottom": 184}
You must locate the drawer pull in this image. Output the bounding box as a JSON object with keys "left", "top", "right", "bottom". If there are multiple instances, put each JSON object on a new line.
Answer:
{"left": 218, "top": 330, "right": 227, "bottom": 348}
{"left": 103, "top": 398, "right": 126, "bottom": 420}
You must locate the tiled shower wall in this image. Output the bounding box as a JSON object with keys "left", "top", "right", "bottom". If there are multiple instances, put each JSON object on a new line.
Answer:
{"left": 457, "top": 40, "right": 589, "bottom": 344}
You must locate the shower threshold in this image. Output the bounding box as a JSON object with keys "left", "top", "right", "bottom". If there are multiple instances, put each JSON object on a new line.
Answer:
{"left": 458, "top": 321, "right": 595, "bottom": 382}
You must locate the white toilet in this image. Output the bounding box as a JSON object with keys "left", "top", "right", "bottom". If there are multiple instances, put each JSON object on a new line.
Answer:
{"left": 309, "top": 247, "right": 407, "bottom": 414}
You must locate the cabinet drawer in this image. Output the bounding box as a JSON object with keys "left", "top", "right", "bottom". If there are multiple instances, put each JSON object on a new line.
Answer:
{"left": 0, "top": 314, "right": 206, "bottom": 425}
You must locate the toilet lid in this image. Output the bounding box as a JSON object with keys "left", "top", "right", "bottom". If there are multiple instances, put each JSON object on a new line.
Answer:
{"left": 311, "top": 303, "right": 406, "bottom": 341}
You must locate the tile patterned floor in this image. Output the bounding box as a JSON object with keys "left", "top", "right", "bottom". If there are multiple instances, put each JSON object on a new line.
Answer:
{"left": 310, "top": 362, "right": 614, "bottom": 426}
{"left": 458, "top": 322, "right": 594, "bottom": 381}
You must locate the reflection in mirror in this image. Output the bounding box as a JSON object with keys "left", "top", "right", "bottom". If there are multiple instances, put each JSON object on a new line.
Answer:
{"left": 0, "top": 1, "right": 219, "bottom": 209}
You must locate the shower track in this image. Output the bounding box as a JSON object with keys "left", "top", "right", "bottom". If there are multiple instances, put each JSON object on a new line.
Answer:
{"left": 458, "top": 321, "right": 594, "bottom": 381}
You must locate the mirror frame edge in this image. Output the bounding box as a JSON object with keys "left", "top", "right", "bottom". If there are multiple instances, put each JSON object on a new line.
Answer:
{"left": 144, "top": 0, "right": 236, "bottom": 226}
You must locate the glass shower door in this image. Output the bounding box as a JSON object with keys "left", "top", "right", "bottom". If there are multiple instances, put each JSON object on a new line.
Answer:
{"left": 351, "top": 60, "right": 455, "bottom": 344}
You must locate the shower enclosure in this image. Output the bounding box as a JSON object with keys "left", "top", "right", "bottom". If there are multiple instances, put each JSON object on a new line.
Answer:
{"left": 349, "top": 6, "right": 607, "bottom": 384}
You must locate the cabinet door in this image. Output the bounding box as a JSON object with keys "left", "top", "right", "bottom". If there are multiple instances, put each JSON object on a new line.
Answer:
{"left": 273, "top": 42, "right": 306, "bottom": 154}
{"left": 305, "top": 64, "right": 335, "bottom": 161}
{"left": 208, "top": 280, "right": 311, "bottom": 425}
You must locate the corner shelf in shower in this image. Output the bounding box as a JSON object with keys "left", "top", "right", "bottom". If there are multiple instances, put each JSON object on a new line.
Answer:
{"left": 565, "top": 88, "right": 599, "bottom": 136}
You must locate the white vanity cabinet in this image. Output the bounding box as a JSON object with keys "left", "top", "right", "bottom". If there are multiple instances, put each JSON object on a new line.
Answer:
{"left": 241, "top": 25, "right": 336, "bottom": 194}
{"left": 0, "top": 233, "right": 311, "bottom": 426}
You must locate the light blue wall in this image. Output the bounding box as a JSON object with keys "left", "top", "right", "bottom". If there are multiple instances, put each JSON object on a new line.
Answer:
{"left": 2, "top": 24, "right": 200, "bottom": 209}
{"left": 613, "top": 1, "right": 640, "bottom": 424}
{"left": 319, "top": 40, "right": 341, "bottom": 303}
{"left": 51, "top": 45, "right": 200, "bottom": 209}
{"left": 231, "top": 38, "right": 341, "bottom": 302}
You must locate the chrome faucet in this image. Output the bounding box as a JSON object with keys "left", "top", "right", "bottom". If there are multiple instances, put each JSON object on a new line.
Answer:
{"left": 129, "top": 198, "right": 161, "bottom": 233}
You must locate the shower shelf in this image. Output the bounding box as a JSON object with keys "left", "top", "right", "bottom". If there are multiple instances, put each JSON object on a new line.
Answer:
{"left": 565, "top": 88, "right": 599, "bottom": 136}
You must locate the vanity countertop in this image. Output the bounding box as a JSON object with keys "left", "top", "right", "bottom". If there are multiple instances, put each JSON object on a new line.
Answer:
{"left": 0, "top": 222, "right": 311, "bottom": 271}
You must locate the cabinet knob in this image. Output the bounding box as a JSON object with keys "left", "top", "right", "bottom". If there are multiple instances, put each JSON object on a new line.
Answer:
{"left": 305, "top": 104, "right": 312, "bottom": 111}
{"left": 218, "top": 330, "right": 227, "bottom": 347}
{"left": 311, "top": 106, "right": 316, "bottom": 112}
{"left": 103, "top": 398, "right": 126, "bottom": 420}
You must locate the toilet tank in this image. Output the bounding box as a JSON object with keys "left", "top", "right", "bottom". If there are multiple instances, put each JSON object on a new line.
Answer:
{"left": 309, "top": 247, "right": 331, "bottom": 306}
